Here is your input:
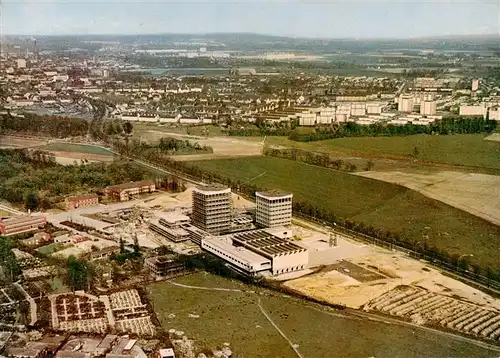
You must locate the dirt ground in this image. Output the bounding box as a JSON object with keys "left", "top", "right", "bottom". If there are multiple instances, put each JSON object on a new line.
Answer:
{"left": 285, "top": 246, "right": 500, "bottom": 310}
{"left": 49, "top": 151, "right": 114, "bottom": 163}
{"left": 0, "top": 135, "right": 49, "bottom": 148}
{"left": 485, "top": 133, "right": 500, "bottom": 142}
{"left": 356, "top": 170, "right": 500, "bottom": 226}
{"left": 141, "top": 187, "right": 255, "bottom": 211}
{"left": 139, "top": 130, "right": 264, "bottom": 158}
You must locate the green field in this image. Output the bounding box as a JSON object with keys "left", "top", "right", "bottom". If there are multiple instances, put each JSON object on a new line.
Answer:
{"left": 147, "top": 273, "right": 497, "bottom": 358}
{"left": 39, "top": 143, "right": 114, "bottom": 156}
{"left": 266, "top": 134, "right": 500, "bottom": 171}
{"left": 194, "top": 156, "right": 500, "bottom": 270}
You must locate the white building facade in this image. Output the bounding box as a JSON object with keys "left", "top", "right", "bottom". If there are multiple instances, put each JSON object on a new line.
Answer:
{"left": 420, "top": 100, "right": 437, "bottom": 116}
{"left": 192, "top": 186, "right": 232, "bottom": 234}
{"left": 256, "top": 191, "right": 293, "bottom": 228}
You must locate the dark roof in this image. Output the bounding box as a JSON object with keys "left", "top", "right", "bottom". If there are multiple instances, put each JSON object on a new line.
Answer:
{"left": 106, "top": 180, "right": 155, "bottom": 192}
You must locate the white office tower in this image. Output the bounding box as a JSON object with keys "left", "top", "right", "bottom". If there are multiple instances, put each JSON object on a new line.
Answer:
{"left": 472, "top": 79, "right": 479, "bottom": 91}
{"left": 192, "top": 185, "right": 232, "bottom": 234}
{"left": 256, "top": 191, "right": 293, "bottom": 228}
{"left": 398, "top": 96, "right": 414, "bottom": 113}
{"left": 420, "top": 100, "right": 437, "bottom": 116}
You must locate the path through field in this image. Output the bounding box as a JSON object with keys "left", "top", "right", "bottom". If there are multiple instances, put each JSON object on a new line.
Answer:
{"left": 485, "top": 133, "right": 500, "bottom": 142}
{"left": 356, "top": 170, "right": 500, "bottom": 226}
{"left": 169, "top": 278, "right": 304, "bottom": 357}
{"left": 166, "top": 276, "right": 500, "bottom": 356}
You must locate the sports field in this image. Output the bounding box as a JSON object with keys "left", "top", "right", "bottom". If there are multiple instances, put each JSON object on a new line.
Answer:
{"left": 266, "top": 134, "right": 500, "bottom": 171}
{"left": 194, "top": 156, "right": 500, "bottom": 270}
{"left": 38, "top": 143, "right": 114, "bottom": 156}
{"left": 147, "top": 272, "right": 498, "bottom": 358}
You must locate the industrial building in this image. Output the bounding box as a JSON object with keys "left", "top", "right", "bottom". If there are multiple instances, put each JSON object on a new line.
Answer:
{"left": 201, "top": 236, "right": 272, "bottom": 275}
{"left": 65, "top": 194, "right": 99, "bottom": 211}
{"left": 105, "top": 180, "right": 155, "bottom": 201}
{"left": 202, "top": 229, "right": 308, "bottom": 276}
{"left": 191, "top": 185, "right": 232, "bottom": 235}
{"left": 256, "top": 191, "right": 293, "bottom": 228}
{"left": 420, "top": 100, "right": 437, "bottom": 116}
{"left": 0, "top": 215, "right": 46, "bottom": 236}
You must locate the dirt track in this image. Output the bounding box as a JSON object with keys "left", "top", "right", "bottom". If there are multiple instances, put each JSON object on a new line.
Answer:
{"left": 49, "top": 151, "right": 114, "bottom": 162}
{"left": 356, "top": 170, "right": 500, "bottom": 227}
{"left": 485, "top": 133, "right": 500, "bottom": 142}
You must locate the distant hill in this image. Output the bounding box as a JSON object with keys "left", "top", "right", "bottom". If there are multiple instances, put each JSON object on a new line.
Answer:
{"left": 4, "top": 32, "right": 500, "bottom": 53}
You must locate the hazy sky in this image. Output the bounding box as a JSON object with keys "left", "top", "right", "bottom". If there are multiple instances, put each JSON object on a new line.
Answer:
{"left": 2, "top": 0, "right": 499, "bottom": 38}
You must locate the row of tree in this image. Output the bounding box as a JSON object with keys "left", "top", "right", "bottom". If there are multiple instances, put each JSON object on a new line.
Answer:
{"left": 288, "top": 117, "right": 498, "bottom": 142}
{"left": 263, "top": 147, "right": 364, "bottom": 172}
{"left": 0, "top": 113, "right": 89, "bottom": 138}
{"left": 157, "top": 137, "right": 213, "bottom": 154}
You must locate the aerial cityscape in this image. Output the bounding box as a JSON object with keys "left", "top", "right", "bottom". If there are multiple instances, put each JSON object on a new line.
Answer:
{"left": 0, "top": 1, "right": 500, "bottom": 357}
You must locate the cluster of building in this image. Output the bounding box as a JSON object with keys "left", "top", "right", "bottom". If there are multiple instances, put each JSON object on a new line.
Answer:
{"left": 2, "top": 334, "right": 173, "bottom": 358}
{"left": 147, "top": 185, "right": 308, "bottom": 277}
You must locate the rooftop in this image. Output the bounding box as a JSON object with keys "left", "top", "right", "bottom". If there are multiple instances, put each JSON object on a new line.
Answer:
{"left": 256, "top": 190, "right": 293, "bottom": 198}
{"left": 0, "top": 215, "right": 45, "bottom": 225}
{"left": 203, "top": 236, "right": 270, "bottom": 265}
{"left": 232, "top": 230, "right": 305, "bottom": 257}
{"left": 194, "top": 184, "right": 230, "bottom": 193}
{"left": 106, "top": 180, "right": 155, "bottom": 192}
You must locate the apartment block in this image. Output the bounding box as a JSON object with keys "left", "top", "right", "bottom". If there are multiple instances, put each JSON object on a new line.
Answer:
{"left": 256, "top": 191, "right": 293, "bottom": 228}
{"left": 65, "top": 194, "right": 99, "bottom": 210}
{"left": 191, "top": 185, "right": 232, "bottom": 235}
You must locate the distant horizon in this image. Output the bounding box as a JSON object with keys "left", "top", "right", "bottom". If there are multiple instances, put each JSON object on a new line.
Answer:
{"left": 2, "top": 1, "right": 498, "bottom": 39}
{"left": 3, "top": 31, "right": 500, "bottom": 41}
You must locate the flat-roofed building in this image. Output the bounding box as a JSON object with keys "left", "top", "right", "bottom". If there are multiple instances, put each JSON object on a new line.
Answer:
{"left": 66, "top": 194, "right": 99, "bottom": 210}
{"left": 0, "top": 215, "right": 46, "bottom": 236}
{"left": 256, "top": 191, "right": 292, "bottom": 228}
{"left": 232, "top": 230, "right": 308, "bottom": 275}
{"left": 144, "top": 254, "right": 185, "bottom": 279}
{"left": 149, "top": 219, "right": 191, "bottom": 243}
{"left": 192, "top": 185, "right": 232, "bottom": 235}
{"left": 105, "top": 180, "right": 155, "bottom": 201}
{"left": 202, "top": 236, "right": 272, "bottom": 275}
{"left": 459, "top": 105, "right": 487, "bottom": 118}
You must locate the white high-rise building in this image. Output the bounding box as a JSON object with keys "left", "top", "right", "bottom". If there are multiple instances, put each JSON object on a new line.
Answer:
{"left": 16, "top": 58, "right": 26, "bottom": 69}
{"left": 472, "top": 79, "right": 479, "bottom": 91}
{"left": 256, "top": 191, "right": 293, "bottom": 228}
{"left": 192, "top": 185, "right": 232, "bottom": 234}
{"left": 420, "top": 100, "right": 437, "bottom": 116}
{"left": 398, "top": 96, "right": 414, "bottom": 113}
